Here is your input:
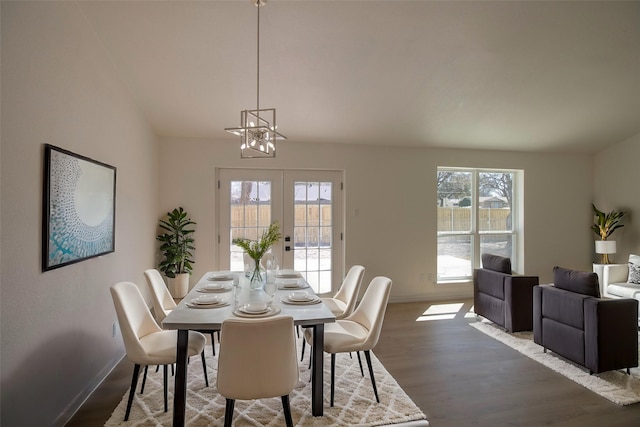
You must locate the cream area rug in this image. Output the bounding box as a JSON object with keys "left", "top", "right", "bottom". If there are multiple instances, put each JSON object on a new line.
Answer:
{"left": 105, "top": 343, "right": 428, "bottom": 426}
{"left": 470, "top": 320, "right": 640, "bottom": 406}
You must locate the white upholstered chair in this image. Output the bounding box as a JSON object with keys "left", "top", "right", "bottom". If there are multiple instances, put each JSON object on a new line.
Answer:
{"left": 304, "top": 276, "right": 392, "bottom": 407}
{"left": 301, "top": 265, "right": 365, "bottom": 361}
{"left": 217, "top": 316, "right": 299, "bottom": 427}
{"left": 110, "top": 281, "right": 208, "bottom": 420}
{"left": 321, "top": 265, "right": 366, "bottom": 319}
{"left": 144, "top": 268, "right": 218, "bottom": 355}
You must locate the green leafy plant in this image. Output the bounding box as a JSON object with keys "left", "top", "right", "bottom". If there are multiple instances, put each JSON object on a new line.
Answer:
{"left": 156, "top": 207, "right": 196, "bottom": 278}
{"left": 232, "top": 222, "right": 282, "bottom": 261}
{"left": 591, "top": 204, "right": 627, "bottom": 240}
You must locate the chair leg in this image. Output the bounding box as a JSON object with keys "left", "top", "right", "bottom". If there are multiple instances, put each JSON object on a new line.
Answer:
{"left": 201, "top": 351, "right": 209, "bottom": 387}
{"left": 282, "top": 395, "right": 294, "bottom": 427}
{"left": 140, "top": 365, "right": 149, "bottom": 394}
{"left": 356, "top": 351, "right": 364, "bottom": 377}
{"left": 163, "top": 364, "right": 169, "bottom": 412}
{"left": 301, "top": 338, "right": 306, "bottom": 361}
{"left": 224, "top": 398, "right": 235, "bottom": 427}
{"left": 124, "top": 364, "right": 141, "bottom": 421}
{"left": 330, "top": 353, "right": 336, "bottom": 407}
{"left": 364, "top": 350, "right": 379, "bottom": 403}
{"left": 210, "top": 332, "right": 216, "bottom": 356}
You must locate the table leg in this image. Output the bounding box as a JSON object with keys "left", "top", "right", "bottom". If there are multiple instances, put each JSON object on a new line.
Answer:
{"left": 311, "top": 323, "right": 324, "bottom": 416}
{"left": 172, "top": 329, "right": 189, "bottom": 426}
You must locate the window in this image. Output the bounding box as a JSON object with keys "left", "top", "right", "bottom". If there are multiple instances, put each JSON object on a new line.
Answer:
{"left": 437, "top": 168, "right": 520, "bottom": 282}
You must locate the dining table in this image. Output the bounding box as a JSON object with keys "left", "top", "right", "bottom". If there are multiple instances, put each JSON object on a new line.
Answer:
{"left": 162, "top": 270, "right": 336, "bottom": 426}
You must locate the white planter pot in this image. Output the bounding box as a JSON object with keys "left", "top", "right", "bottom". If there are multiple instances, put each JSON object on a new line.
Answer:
{"left": 170, "top": 273, "right": 189, "bottom": 298}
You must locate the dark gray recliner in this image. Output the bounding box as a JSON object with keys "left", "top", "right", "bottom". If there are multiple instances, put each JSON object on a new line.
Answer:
{"left": 533, "top": 266, "right": 638, "bottom": 375}
{"left": 473, "top": 254, "right": 539, "bottom": 332}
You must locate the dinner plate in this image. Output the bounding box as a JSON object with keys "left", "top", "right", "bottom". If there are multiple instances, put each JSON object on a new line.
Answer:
{"left": 239, "top": 304, "right": 269, "bottom": 314}
{"left": 278, "top": 282, "right": 309, "bottom": 290}
{"left": 275, "top": 270, "right": 301, "bottom": 279}
{"left": 198, "top": 283, "right": 232, "bottom": 293}
{"left": 192, "top": 295, "right": 226, "bottom": 305}
{"left": 233, "top": 306, "right": 281, "bottom": 318}
{"left": 280, "top": 296, "right": 321, "bottom": 305}
{"left": 186, "top": 301, "right": 230, "bottom": 309}
{"left": 207, "top": 274, "right": 234, "bottom": 281}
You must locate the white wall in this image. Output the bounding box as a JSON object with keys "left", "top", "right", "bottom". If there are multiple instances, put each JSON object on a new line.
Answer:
{"left": 1, "top": 2, "right": 159, "bottom": 425}
{"left": 159, "top": 137, "right": 594, "bottom": 299}
{"left": 594, "top": 133, "right": 640, "bottom": 260}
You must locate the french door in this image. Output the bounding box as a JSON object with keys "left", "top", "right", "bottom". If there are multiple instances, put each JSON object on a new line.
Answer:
{"left": 218, "top": 169, "right": 343, "bottom": 295}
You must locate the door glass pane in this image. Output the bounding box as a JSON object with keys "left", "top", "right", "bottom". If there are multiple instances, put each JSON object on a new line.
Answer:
{"left": 229, "top": 180, "right": 272, "bottom": 272}
{"left": 294, "top": 181, "right": 332, "bottom": 293}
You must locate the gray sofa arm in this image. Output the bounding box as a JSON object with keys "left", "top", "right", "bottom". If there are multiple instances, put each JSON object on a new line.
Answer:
{"left": 584, "top": 297, "right": 639, "bottom": 374}
{"left": 504, "top": 275, "right": 539, "bottom": 332}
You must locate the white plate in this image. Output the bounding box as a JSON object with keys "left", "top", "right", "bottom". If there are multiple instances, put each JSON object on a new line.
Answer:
{"left": 187, "top": 302, "right": 230, "bottom": 309}
{"left": 199, "top": 283, "right": 232, "bottom": 293}
{"left": 281, "top": 296, "right": 320, "bottom": 305}
{"left": 192, "top": 295, "right": 225, "bottom": 305}
{"left": 288, "top": 292, "right": 315, "bottom": 302}
{"left": 278, "top": 282, "right": 308, "bottom": 290}
{"left": 239, "top": 304, "right": 269, "bottom": 314}
{"left": 233, "top": 306, "right": 281, "bottom": 318}
{"left": 275, "top": 270, "right": 300, "bottom": 278}
{"left": 208, "top": 274, "right": 234, "bottom": 281}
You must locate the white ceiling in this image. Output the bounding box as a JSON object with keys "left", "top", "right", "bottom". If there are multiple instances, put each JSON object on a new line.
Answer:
{"left": 78, "top": 0, "right": 640, "bottom": 153}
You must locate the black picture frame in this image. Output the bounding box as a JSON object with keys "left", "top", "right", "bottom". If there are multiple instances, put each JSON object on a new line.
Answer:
{"left": 42, "top": 144, "right": 117, "bottom": 271}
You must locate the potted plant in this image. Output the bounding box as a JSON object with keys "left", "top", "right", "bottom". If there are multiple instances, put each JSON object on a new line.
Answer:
{"left": 591, "top": 204, "right": 627, "bottom": 264}
{"left": 156, "top": 207, "right": 196, "bottom": 298}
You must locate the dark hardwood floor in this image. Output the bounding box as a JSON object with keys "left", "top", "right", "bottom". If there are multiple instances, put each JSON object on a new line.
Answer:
{"left": 66, "top": 299, "right": 640, "bottom": 426}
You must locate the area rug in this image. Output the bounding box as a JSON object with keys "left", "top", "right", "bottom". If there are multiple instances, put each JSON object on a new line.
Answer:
{"left": 105, "top": 343, "right": 428, "bottom": 426}
{"left": 470, "top": 320, "right": 640, "bottom": 406}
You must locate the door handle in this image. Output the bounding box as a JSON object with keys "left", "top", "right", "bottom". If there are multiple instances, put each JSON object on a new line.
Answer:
{"left": 285, "top": 246, "right": 291, "bottom": 252}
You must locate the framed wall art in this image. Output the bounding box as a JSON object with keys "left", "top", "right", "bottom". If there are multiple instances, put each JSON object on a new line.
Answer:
{"left": 42, "top": 144, "right": 116, "bottom": 271}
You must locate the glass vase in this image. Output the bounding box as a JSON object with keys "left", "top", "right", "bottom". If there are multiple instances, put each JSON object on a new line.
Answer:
{"left": 249, "top": 258, "right": 265, "bottom": 290}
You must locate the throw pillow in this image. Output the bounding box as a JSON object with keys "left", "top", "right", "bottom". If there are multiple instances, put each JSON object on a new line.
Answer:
{"left": 481, "top": 254, "right": 511, "bottom": 274}
{"left": 628, "top": 262, "right": 640, "bottom": 284}
{"left": 553, "top": 266, "right": 600, "bottom": 298}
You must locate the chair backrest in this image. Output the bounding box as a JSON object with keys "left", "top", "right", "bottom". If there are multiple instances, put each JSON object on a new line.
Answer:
{"left": 144, "top": 268, "right": 177, "bottom": 323}
{"left": 346, "top": 276, "right": 392, "bottom": 350}
{"left": 110, "top": 281, "right": 163, "bottom": 364}
{"left": 217, "top": 316, "right": 298, "bottom": 400}
{"left": 333, "top": 265, "right": 365, "bottom": 317}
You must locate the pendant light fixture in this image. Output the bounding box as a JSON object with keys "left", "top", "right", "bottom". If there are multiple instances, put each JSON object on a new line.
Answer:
{"left": 225, "top": 0, "right": 286, "bottom": 158}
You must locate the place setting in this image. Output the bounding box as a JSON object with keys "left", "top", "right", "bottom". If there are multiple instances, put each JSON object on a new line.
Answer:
{"left": 280, "top": 290, "right": 321, "bottom": 306}
{"left": 198, "top": 282, "right": 233, "bottom": 293}
{"left": 274, "top": 269, "right": 301, "bottom": 279}
{"left": 206, "top": 272, "right": 235, "bottom": 281}
{"left": 186, "top": 295, "right": 230, "bottom": 309}
{"left": 233, "top": 301, "right": 281, "bottom": 318}
{"left": 277, "top": 278, "right": 309, "bottom": 290}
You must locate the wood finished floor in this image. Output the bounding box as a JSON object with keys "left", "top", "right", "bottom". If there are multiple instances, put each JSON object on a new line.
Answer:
{"left": 66, "top": 299, "right": 640, "bottom": 426}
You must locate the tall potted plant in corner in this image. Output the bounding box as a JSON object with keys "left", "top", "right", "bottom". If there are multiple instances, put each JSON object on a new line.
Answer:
{"left": 157, "top": 207, "right": 196, "bottom": 298}
{"left": 592, "top": 204, "right": 627, "bottom": 264}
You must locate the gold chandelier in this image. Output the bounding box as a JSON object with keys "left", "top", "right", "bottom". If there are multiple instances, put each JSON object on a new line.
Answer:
{"left": 225, "top": 0, "right": 286, "bottom": 158}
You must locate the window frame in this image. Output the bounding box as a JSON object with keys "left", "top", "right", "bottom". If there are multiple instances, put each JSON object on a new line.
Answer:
{"left": 436, "top": 167, "right": 521, "bottom": 283}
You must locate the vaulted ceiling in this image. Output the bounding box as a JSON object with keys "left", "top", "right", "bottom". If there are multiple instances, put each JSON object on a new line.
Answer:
{"left": 78, "top": 0, "right": 640, "bottom": 153}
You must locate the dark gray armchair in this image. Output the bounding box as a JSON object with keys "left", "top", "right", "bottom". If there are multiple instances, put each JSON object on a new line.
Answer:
{"left": 533, "top": 266, "right": 638, "bottom": 375}
{"left": 473, "top": 254, "right": 539, "bottom": 332}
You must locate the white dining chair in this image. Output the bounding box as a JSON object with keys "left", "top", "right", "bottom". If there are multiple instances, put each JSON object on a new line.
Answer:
{"left": 217, "top": 316, "right": 299, "bottom": 427}
{"left": 301, "top": 265, "right": 365, "bottom": 361}
{"left": 304, "top": 276, "right": 392, "bottom": 407}
{"left": 144, "top": 268, "right": 218, "bottom": 356}
{"left": 110, "top": 281, "right": 209, "bottom": 420}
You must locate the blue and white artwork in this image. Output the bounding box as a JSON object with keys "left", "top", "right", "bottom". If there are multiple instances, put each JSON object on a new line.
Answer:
{"left": 43, "top": 145, "right": 116, "bottom": 271}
